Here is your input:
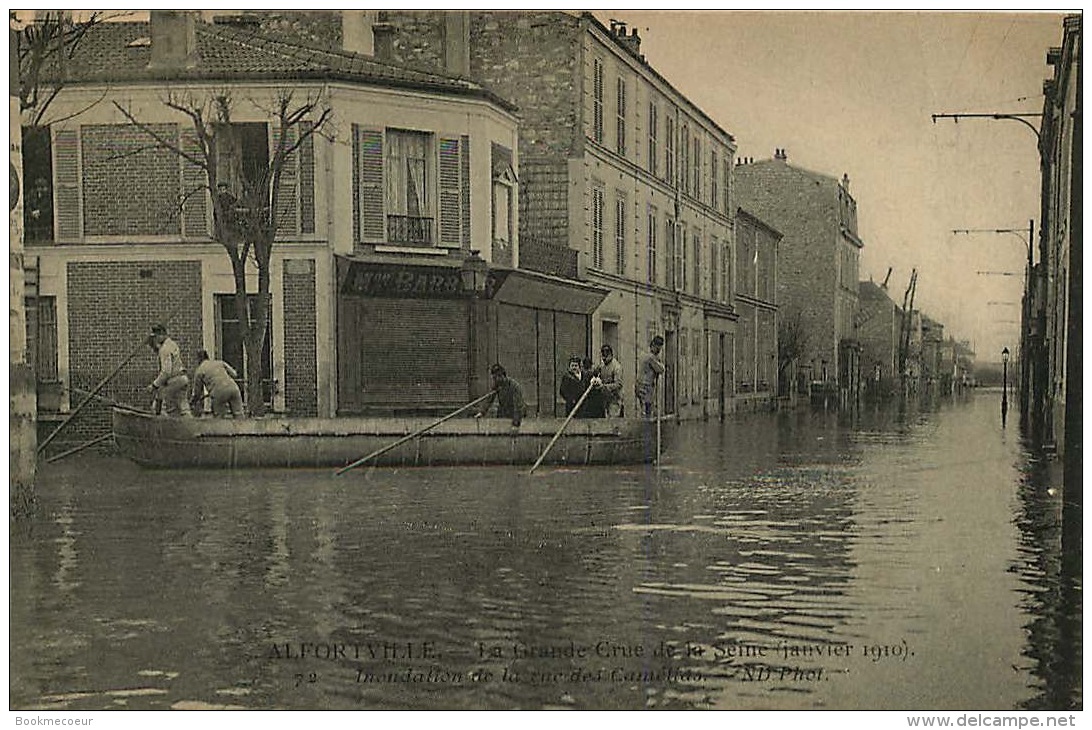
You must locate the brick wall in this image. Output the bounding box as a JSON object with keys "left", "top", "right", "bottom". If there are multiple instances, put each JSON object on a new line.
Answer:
{"left": 63, "top": 260, "right": 202, "bottom": 441}
{"left": 81, "top": 124, "right": 182, "bottom": 237}
{"left": 282, "top": 259, "right": 318, "bottom": 416}
{"left": 735, "top": 161, "right": 839, "bottom": 375}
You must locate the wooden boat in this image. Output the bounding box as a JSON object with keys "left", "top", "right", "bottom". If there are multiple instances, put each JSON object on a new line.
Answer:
{"left": 111, "top": 407, "right": 674, "bottom": 469}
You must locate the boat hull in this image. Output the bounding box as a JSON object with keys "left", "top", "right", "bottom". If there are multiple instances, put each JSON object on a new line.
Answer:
{"left": 111, "top": 408, "right": 672, "bottom": 469}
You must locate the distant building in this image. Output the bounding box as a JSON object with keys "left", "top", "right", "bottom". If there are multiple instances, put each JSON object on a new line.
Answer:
{"left": 857, "top": 280, "right": 900, "bottom": 398}
{"left": 734, "top": 209, "right": 780, "bottom": 409}
{"left": 734, "top": 151, "right": 863, "bottom": 403}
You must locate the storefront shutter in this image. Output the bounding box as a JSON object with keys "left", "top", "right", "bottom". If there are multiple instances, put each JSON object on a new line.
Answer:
{"left": 53, "top": 128, "right": 81, "bottom": 240}
{"left": 496, "top": 303, "right": 539, "bottom": 415}
{"left": 180, "top": 129, "right": 208, "bottom": 238}
{"left": 354, "top": 126, "right": 385, "bottom": 242}
{"left": 438, "top": 137, "right": 462, "bottom": 247}
{"left": 350, "top": 298, "right": 468, "bottom": 409}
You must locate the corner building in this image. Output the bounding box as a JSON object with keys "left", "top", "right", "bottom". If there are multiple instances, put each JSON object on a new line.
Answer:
{"left": 369, "top": 11, "right": 740, "bottom": 420}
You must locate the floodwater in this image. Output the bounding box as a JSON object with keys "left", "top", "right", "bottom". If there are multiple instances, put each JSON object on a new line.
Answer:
{"left": 9, "top": 391, "right": 1081, "bottom": 710}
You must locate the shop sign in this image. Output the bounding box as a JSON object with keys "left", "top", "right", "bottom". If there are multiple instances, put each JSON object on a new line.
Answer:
{"left": 341, "top": 263, "right": 467, "bottom": 299}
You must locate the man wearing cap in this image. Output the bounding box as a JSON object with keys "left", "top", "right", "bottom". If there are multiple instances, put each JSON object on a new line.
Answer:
{"left": 476, "top": 364, "right": 525, "bottom": 427}
{"left": 636, "top": 335, "right": 666, "bottom": 418}
{"left": 146, "top": 323, "right": 191, "bottom": 416}
{"left": 596, "top": 344, "right": 624, "bottom": 417}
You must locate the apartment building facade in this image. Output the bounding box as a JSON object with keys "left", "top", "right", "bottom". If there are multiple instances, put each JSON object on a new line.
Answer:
{"left": 734, "top": 151, "right": 863, "bottom": 403}
{"left": 360, "top": 11, "right": 740, "bottom": 419}
{"left": 734, "top": 209, "right": 780, "bottom": 410}
{"left": 857, "top": 280, "right": 900, "bottom": 398}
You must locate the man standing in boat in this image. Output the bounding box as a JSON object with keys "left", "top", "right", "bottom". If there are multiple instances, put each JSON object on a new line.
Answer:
{"left": 146, "top": 323, "right": 192, "bottom": 417}
{"left": 476, "top": 364, "right": 525, "bottom": 427}
{"left": 190, "top": 349, "right": 245, "bottom": 418}
{"left": 636, "top": 335, "right": 666, "bottom": 418}
{"left": 596, "top": 344, "right": 624, "bottom": 417}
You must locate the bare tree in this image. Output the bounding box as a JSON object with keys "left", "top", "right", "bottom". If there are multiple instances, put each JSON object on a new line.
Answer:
{"left": 115, "top": 90, "right": 333, "bottom": 415}
{"left": 778, "top": 307, "right": 810, "bottom": 380}
{"left": 13, "top": 11, "right": 118, "bottom": 126}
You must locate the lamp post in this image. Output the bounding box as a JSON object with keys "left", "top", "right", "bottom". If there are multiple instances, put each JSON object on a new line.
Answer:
{"left": 1001, "top": 346, "right": 1010, "bottom": 420}
{"left": 956, "top": 222, "right": 1035, "bottom": 429}
{"left": 460, "top": 251, "right": 490, "bottom": 401}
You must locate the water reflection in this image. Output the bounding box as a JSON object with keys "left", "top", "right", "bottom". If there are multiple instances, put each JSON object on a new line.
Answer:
{"left": 9, "top": 392, "right": 1080, "bottom": 710}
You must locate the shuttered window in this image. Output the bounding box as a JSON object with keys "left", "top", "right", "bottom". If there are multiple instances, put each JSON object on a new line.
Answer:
{"left": 273, "top": 123, "right": 299, "bottom": 236}
{"left": 615, "top": 194, "right": 626, "bottom": 275}
{"left": 52, "top": 129, "right": 81, "bottom": 240}
{"left": 646, "top": 206, "right": 658, "bottom": 285}
{"left": 616, "top": 76, "right": 627, "bottom": 156}
{"left": 299, "top": 121, "right": 315, "bottom": 235}
{"left": 439, "top": 136, "right": 462, "bottom": 247}
{"left": 353, "top": 125, "right": 385, "bottom": 242}
{"left": 181, "top": 129, "right": 208, "bottom": 238}
{"left": 592, "top": 58, "right": 604, "bottom": 144}
{"left": 648, "top": 103, "right": 658, "bottom": 177}
{"left": 592, "top": 186, "right": 604, "bottom": 270}
{"left": 693, "top": 234, "right": 701, "bottom": 298}
{"left": 710, "top": 236, "right": 719, "bottom": 301}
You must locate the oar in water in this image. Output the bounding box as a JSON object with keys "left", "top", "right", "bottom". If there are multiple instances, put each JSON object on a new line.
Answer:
{"left": 529, "top": 382, "right": 596, "bottom": 475}
{"left": 37, "top": 337, "right": 153, "bottom": 455}
{"left": 334, "top": 390, "right": 497, "bottom": 476}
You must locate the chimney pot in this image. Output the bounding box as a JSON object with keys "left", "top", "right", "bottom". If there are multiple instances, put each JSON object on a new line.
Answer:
{"left": 372, "top": 21, "right": 395, "bottom": 62}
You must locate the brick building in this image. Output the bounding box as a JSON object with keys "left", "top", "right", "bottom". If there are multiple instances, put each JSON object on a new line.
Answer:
{"left": 22, "top": 12, "right": 606, "bottom": 442}
{"left": 734, "top": 151, "right": 863, "bottom": 403}
{"left": 857, "top": 280, "right": 900, "bottom": 398}
{"left": 339, "top": 11, "right": 740, "bottom": 419}
{"left": 733, "top": 209, "right": 780, "bottom": 409}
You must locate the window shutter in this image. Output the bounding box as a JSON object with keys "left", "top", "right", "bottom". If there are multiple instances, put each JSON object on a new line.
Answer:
{"left": 273, "top": 123, "right": 299, "bottom": 236}
{"left": 439, "top": 136, "right": 462, "bottom": 247}
{"left": 355, "top": 126, "right": 385, "bottom": 242}
{"left": 460, "top": 134, "right": 471, "bottom": 250}
{"left": 53, "top": 128, "right": 81, "bottom": 240}
{"left": 181, "top": 129, "right": 208, "bottom": 238}
{"left": 299, "top": 121, "right": 315, "bottom": 235}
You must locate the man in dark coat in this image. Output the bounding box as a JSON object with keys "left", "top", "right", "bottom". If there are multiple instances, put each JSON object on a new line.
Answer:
{"left": 477, "top": 363, "right": 525, "bottom": 427}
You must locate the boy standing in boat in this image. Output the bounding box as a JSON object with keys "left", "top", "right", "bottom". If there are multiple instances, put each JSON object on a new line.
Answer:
{"left": 146, "top": 323, "right": 192, "bottom": 416}
{"left": 636, "top": 335, "right": 666, "bottom": 418}
{"left": 190, "top": 350, "right": 245, "bottom": 418}
{"left": 477, "top": 364, "right": 525, "bottom": 427}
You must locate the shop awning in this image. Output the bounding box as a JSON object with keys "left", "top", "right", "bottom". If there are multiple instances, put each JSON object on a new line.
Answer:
{"left": 489, "top": 268, "right": 609, "bottom": 315}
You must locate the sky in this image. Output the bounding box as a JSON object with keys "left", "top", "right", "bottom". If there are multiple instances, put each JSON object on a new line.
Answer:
{"left": 595, "top": 10, "right": 1066, "bottom": 362}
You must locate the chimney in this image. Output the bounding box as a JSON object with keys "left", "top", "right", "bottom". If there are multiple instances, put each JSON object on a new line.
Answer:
{"left": 842, "top": 173, "right": 850, "bottom": 191}
{"left": 372, "top": 20, "right": 395, "bottom": 62}
{"left": 444, "top": 11, "right": 470, "bottom": 77}
{"left": 148, "top": 10, "right": 198, "bottom": 69}
{"left": 343, "top": 11, "right": 377, "bottom": 55}
{"left": 774, "top": 148, "right": 787, "bottom": 161}
{"left": 609, "top": 19, "right": 642, "bottom": 59}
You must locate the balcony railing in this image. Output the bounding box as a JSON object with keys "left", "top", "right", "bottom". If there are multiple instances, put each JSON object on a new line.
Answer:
{"left": 387, "top": 215, "right": 434, "bottom": 246}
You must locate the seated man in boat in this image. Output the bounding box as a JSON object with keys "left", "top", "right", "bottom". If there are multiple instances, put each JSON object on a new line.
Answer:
{"left": 146, "top": 323, "right": 192, "bottom": 417}
{"left": 559, "top": 356, "right": 600, "bottom": 418}
{"left": 190, "top": 349, "right": 245, "bottom": 418}
{"left": 476, "top": 363, "right": 525, "bottom": 427}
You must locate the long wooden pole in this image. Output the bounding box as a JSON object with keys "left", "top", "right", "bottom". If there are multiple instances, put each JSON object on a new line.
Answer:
{"left": 37, "top": 338, "right": 151, "bottom": 455}
{"left": 529, "top": 383, "right": 595, "bottom": 474}
{"left": 68, "top": 386, "right": 150, "bottom": 413}
{"left": 334, "top": 390, "right": 496, "bottom": 476}
{"left": 44, "top": 433, "right": 113, "bottom": 464}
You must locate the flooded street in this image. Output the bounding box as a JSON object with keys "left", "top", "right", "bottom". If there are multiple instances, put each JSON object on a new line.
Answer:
{"left": 10, "top": 391, "right": 1081, "bottom": 711}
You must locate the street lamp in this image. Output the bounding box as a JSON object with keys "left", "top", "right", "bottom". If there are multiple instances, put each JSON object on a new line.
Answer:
{"left": 1001, "top": 346, "right": 1010, "bottom": 419}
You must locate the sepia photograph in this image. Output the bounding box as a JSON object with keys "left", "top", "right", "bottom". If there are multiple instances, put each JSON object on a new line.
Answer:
{"left": 7, "top": 7, "right": 1082, "bottom": 719}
